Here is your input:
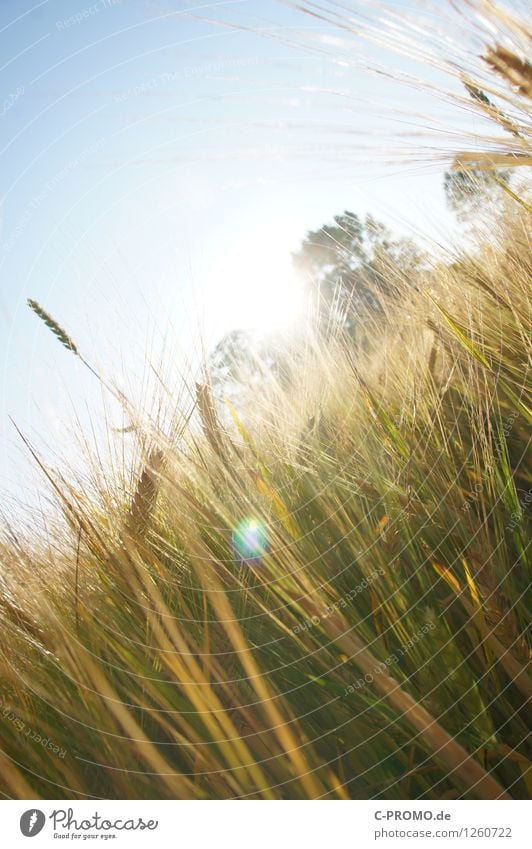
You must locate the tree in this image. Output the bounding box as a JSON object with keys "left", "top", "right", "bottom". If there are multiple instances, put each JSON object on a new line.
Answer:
{"left": 292, "top": 211, "right": 422, "bottom": 333}
{"left": 444, "top": 165, "right": 510, "bottom": 221}
{"left": 209, "top": 329, "right": 260, "bottom": 388}
{"left": 443, "top": 81, "right": 512, "bottom": 221}
{"left": 209, "top": 329, "right": 290, "bottom": 404}
{"left": 209, "top": 212, "right": 423, "bottom": 398}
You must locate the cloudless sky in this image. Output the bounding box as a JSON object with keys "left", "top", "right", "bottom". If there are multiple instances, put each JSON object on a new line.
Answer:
{"left": 0, "top": 0, "right": 486, "bottom": 507}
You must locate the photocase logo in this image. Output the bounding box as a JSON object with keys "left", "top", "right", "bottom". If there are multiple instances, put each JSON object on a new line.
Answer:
{"left": 20, "top": 809, "right": 46, "bottom": 837}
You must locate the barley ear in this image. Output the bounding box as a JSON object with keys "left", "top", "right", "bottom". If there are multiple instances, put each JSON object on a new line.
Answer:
{"left": 27, "top": 299, "right": 103, "bottom": 384}
{"left": 484, "top": 45, "right": 532, "bottom": 99}
{"left": 127, "top": 448, "right": 164, "bottom": 537}
{"left": 196, "top": 381, "right": 226, "bottom": 460}
{"left": 27, "top": 299, "right": 79, "bottom": 356}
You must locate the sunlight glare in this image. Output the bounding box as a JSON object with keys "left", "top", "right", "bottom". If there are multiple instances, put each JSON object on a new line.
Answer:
{"left": 206, "top": 240, "right": 305, "bottom": 337}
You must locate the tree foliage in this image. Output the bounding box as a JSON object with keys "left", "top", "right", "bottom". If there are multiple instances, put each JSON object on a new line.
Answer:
{"left": 209, "top": 211, "right": 423, "bottom": 395}
{"left": 209, "top": 329, "right": 290, "bottom": 403}
{"left": 444, "top": 166, "right": 510, "bottom": 220}
{"left": 292, "top": 210, "right": 423, "bottom": 332}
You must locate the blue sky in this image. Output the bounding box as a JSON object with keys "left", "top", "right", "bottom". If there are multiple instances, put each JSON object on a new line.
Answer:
{"left": 0, "top": 0, "right": 469, "bottom": 504}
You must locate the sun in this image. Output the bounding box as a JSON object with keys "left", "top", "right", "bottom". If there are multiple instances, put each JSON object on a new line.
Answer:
{"left": 206, "top": 242, "right": 306, "bottom": 338}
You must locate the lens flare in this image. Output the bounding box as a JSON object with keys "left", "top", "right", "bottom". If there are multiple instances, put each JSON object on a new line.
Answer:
{"left": 232, "top": 517, "right": 268, "bottom": 563}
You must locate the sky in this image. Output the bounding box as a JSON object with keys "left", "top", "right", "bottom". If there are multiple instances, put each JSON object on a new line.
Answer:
{"left": 0, "top": 0, "right": 483, "bottom": 508}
